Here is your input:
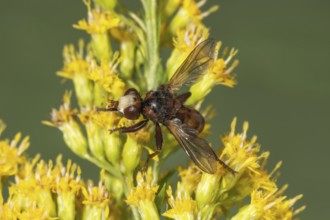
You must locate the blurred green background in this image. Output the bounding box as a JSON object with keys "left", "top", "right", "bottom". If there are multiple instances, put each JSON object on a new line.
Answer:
{"left": 0, "top": 0, "right": 329, "bottom": 218}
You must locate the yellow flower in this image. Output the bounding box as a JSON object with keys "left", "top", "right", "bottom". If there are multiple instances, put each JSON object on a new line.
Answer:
{"left": 74, "top": 0, "right": 120, "bottom": 61}
{"left": 163, "top": 184, "right": 198, "bottom": 220}
{"left": 43, "top": 91, "right": 88, "bottom": 157}
{"left": 73, "top": 0, "right": 120, "bottom": 35}
{"left": 220, "top": 118, "right": 268, "bottom": 175}
{"left": 8, "top": 159, "right": 57, "bottom": 217}
{"left": 80, "top": 110, "right": 107, "bottom": 162}
{"left": 81, "top": 180, "right": 112, "bottom": 219}
{"left": 0, "top": 202, "right": 54, "bottom": 220}
{"left": 88, "top": 51, "right": 126, "bottom": 100}
{"left": 178, "top": 166, "right": 202, "bottom": 195}
{"left": 215, "top": 119, "right": 271, "bottom": 201}
{"left": 232, "top": 184, "right": 305, "bottom": 220}
{"left": 166, "top": 24, "right": 210, "bottom": 80}
{"left": 58, "top": 40, "right": 94, "bottom": 107}
{"left": 187, "top": 46, "right": 239, "bottom": 105}
{"left": 126, "top": 171, "right": 160, "bottom": 219}
{"left": 10, "top": 157, "right": 80, "bottom": 220}
{"left": 169, "top": 0, "right": 218, "bottom": 34}
{"left": 94, "top": 111, "right": 123, "bottom": 165}
{"left": 0, "top": 132, "right": 29, "bottom": 177}
{"left": 57, "top": 40, "right": 89, "bottom": 79}
{"left": 51, "top": 156, "right": 83, "bottom": 220}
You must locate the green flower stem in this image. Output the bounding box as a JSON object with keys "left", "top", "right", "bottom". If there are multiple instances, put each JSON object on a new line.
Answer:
{"left": 142, "top": 0, "right": 160, "bottom": 90}
{"left": 84, "top": 154, "right": 120, "bottom": 178}
{"left": 152, "top": 161, "right": 160, "bottom": 186}
{"left": 131, "top": 205, "right": 141, "bottom": 220}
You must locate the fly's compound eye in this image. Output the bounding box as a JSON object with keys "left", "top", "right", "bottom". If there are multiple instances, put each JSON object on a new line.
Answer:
{"left": 124, "top": 105, "right": 141, "bottom": 120}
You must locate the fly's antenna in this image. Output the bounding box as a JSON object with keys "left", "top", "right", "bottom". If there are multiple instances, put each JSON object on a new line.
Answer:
{"left": 96, "top": 100, "right": 119, "bottom": 112}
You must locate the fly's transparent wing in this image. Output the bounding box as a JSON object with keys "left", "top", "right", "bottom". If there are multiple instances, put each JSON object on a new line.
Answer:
{"left": 166, "top": 118, "right": 219, "bottom": 174}
{"left": 167, "top": 39, "right": 217, "bottom": 93}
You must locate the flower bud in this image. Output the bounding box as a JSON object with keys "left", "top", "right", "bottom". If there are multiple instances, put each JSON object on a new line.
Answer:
{"left": 93, "top": 83, "right": 107, "bottom": 107}
{"left": 126, "top": 171, "right": 160, "bottom": 220}
{"left": 85, "top": 120, "right": 106, "bottom": 162}
{"left": 195, "top": 173, "right": 220, "bottom": 208}
{"left": 91, "top": 33, "right": 112, "bottom": 62}
{"left": 122, "top": 135, "right": 142, "bottom": 174}
{"left": 94, "top": 0, "right": 117, "bottom": 11}
{"left": 120, "top": 41, "right": 136, "bottom": 79}
{"left": 57, "top": 192, "right": 76, "bottom": 220}
{"left": 103, "top": 130, "right": 123, "bottom": 165}
{"left": 73, "top": 74, "right": 94, "bottom": 108}
{"left": 231, "top": 205, "right": 255, "bottom": 220}
{"left": 81, "top": 181, "right": 111, "bottom": 220}
{"left": 60, "top": 120, "right": 88, "bottom": 157}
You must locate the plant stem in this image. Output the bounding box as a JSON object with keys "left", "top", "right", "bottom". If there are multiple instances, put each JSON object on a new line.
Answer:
{"left": 142, "top": 0, "right": 160, "bottom": 90}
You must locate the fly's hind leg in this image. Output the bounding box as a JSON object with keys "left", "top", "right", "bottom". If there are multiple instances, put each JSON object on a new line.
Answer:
{"left": 176, "top": 92, "right": 191, "bottom": 103}
{"left": 142, "top": 123, "right": 163, "bottom": 171}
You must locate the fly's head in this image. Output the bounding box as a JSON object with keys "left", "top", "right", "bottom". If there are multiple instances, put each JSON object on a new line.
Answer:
{"left": 117, "top": 88, "right": 142, "bottom": 120}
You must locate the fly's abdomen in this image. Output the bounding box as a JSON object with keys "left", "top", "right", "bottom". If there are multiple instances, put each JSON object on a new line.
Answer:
{"left": 177, "top": 107, "right": 205, "bottom": 133}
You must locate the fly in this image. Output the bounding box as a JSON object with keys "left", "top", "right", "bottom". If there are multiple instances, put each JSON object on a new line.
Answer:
{"left": 98, "top": 39, "right": 236, "bottom": 175}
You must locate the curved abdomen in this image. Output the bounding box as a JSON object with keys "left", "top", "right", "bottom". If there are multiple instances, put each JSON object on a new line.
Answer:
{"left": 176, "top": 107, "right": 205, "bottom": 133}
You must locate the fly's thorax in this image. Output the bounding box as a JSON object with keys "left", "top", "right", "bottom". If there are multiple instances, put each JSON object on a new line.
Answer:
{"left": 142, "top": 90, "right": 178, "bottom": 123}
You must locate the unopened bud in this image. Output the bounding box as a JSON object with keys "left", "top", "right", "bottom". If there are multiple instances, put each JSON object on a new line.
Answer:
{"left": 60, "top": 120, "right": 88, "bottom": 157}
{"left": 122, "top": 135, "right": 142, "bottom": 174}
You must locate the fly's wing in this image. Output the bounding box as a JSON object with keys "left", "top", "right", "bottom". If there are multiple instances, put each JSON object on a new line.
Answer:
{"left": 167, "top": 39, "right": 217, "bottom": 93}
{"left": 166, "top": 118, "right": 219, "bottom": 174}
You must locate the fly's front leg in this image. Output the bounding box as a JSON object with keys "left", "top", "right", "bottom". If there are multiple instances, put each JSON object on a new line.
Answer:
{"left": 96, "top": 107, "right": 117, "bottom": 111}
{"left": 142, "top": 123, "right": 163, "bottom": 171}
{"left": 110, "top": 119, "right": 148, "bottom": 134}
{"left": 96, "top": 100, "right": 119, "bottom": 112}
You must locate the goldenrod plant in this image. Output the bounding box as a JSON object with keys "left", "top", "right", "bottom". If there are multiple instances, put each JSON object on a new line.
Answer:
{"left": 0, "top": 0, "right": 305, "bottom": 219}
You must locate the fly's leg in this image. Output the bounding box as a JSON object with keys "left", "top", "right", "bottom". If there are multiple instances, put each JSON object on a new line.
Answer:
{"left": 176, "top": 92, "right": 191, "bottom": 103}
{"left": 142, "top": 123, "right": 163, "bottom": 171}
{"left": 216, "top": 157, "right": 237, "bottom": 175}
{"left": 96, "top": 100, "right": 119, "bottom": 112}
{"left": 96, "top": 107, "right": 117, "bottom": 111}
{"left": 110, "top": 119, "right": 148, "bottom": 134}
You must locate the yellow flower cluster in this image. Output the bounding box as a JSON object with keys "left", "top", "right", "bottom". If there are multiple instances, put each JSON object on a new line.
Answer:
{"left": 0, "top": 140, "right": 117, "bottom": 220}
{"left": 0, "top": 0, "right": 304, "bottom": 219}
